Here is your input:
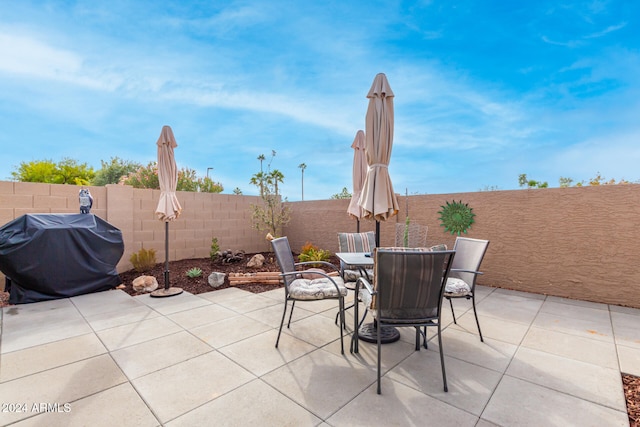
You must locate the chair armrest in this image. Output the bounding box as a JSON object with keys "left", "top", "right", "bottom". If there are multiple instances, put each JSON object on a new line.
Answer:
{"left": 355, "top": 276, "right": 375, "bottom": 296}
{"left": 450, "top": 268, "right": 483, "bottom": 276}
{"left": 294, "top": 261, "right": 340, "bottom": 273}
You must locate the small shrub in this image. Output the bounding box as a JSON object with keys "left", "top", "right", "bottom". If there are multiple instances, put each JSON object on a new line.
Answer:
{"left": 210, "top": 237, "right": 220, "bottom": 261}
{"left": 298, "top": 242, "right": 331, "bottom": 263}
{"left": 186, "top": 267, "right": 203, "bottom": 278}
{"left": 129, "top": 248, "right": 157, "bottom": 273}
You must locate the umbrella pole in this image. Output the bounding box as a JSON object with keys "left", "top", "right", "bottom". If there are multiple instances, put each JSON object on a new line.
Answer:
{"left": 164, "top": 221, "right": 170, "bottom": 290}
{"left": 151, "top": 220, "right": 183, "bottom": 297}
{"left": 356, "top": 219, "right": 360, "bottom": 233}
{"left": 375, "top": 220, "right": 380, "bottom": 247}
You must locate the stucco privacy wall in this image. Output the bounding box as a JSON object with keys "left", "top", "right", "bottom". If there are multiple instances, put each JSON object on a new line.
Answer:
{"left": 284, "top": 185, "right": 640, "bottom": 308}
{"left": 1, "top": 180, "right": 639, "bottom": 308}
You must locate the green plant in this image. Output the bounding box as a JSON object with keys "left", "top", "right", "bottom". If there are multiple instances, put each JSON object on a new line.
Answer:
{"left": 331, "top": 187, "right": 352, "bottom": 199}
{"left": 403, "top": 216, "right": 410, "bottom": 247}
{"left": 129, "top": 248, "right": 157, "bottom": 273}
{"left": 518, "top": 173, "right": 548, "bottom": 189}
{"left": 210, "top": 237, "right": 220, "bottom": 261}
{"left": 11, "top": 157, "right": 95, "bottom": 185}
{"left": 186, "top": 267, "right": 203, "bottom": 278}
{"left": 298, "top": 242, "right": 331, "bottom": 263}
{"left": 438, "top": 200, "right": 476, "bottom": 235}
{"left": 249, "top": 151, "right": 291, "bottom": 237}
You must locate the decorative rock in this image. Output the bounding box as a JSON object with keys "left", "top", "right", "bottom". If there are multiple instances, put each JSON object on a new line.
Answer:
{"left": 247, "top": 254, "right": 265, "bottom": 268}
{"left": 208, "top": 272, "right": 226, "bottom": 288}
{"left": 132, "top": 275, "right": 159, "bottom": 293}
{"left": 220, "top": 250, "right": 245, "bottom": 263}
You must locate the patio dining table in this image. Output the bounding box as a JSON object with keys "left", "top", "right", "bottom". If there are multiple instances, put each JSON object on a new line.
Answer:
{"left": 335, "top": 252, "right": 401, "bottom": 346}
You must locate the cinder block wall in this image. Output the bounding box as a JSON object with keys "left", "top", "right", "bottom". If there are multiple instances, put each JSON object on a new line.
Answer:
{"left": 284, "top": 185, "right": 640, "bottom": 308}
{"left": 0, "top": 182, "right": 269, "bottom": 285}
{"left": 1, "top": 181, "right": 639, "bottom": 308}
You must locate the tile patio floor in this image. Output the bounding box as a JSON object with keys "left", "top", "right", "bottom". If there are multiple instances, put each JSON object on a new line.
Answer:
{"left": 1, "top": 285, "right": 639, "bottom": 426}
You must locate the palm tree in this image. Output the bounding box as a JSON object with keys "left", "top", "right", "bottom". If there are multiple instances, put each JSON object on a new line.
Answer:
{"left": 268, "top": 169, "right": 284, "bottom": 196}
{"left": 257, "top": 154, "right": 265, "bottom": 172}
{"left": 250, "top": 171, "right": 266, "bottom": 197}
{"left": 298, "top": 163, "right": 307, "bottom": 200}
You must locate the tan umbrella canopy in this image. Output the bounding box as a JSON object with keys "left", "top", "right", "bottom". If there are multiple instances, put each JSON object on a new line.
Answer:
{"left": 347, "top": 130, "right": 367, "bottom": 229}
{"left": 155, "top": 126, "right": 182, "bottom": 222}
{"left": 151, "top": 125, "right": 183, "bottom": 297}
{"left": 355, "top": 74, "right": 401, "bottom": 343}
{"left": 358, "top": 73, "right": 399, "bottom": 244}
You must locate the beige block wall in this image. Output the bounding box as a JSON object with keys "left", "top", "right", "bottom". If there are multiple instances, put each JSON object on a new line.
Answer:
{"left": 0, "top": 182, "right": 269, "bottom": 288}
{"left": 1, "top": 180, "right": 639, "bottom": 308}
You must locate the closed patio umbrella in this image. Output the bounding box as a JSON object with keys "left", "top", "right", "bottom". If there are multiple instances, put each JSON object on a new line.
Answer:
{"left": 347, "top": 130, "right": 367, "bottom": 232}
{"left": 358, "top": 73, "right": 399, "bottom": 246}
{"left": 357, "top": 73, "right": 400, "bottom": 343}
{"left": 151, "top": 125, "right": 183, "bottom": 298}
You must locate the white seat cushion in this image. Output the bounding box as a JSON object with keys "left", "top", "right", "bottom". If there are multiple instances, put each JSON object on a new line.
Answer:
{"left": 358, "top": 288, "right": 373, "bottom": 308}
{"left": 342, "top": 268, "right": 374, "bottom": 282}
{"left": 444, "top": 277, "right": 471, "bottom": 296}
{"left": 289, "top": 276, "right": 347, "bottom": 300}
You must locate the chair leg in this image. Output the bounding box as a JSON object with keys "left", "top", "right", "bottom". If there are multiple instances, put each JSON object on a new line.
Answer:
{"left": 351, "top": 299, "right": 358, "bottom": 354}
{"left": 275, "top": 300, "right": 288, "bottom": 348}
{"left": 377, "top": 321, "right": 382, "bottom": 394}
{"left": 338, "top": 297, "right": 345, "bottom": 354}
{"left": 421, "top": 326, "right": 428, "bottom": 349}
{"left": 448, "top": 297, "right": 457, "bottom": 324}
{"left": 414, "top": 327, "right": 421, "bottom": 351}
{"left": 437, "top": 323, "right": 448, "bottom": 392}
{"left": 336, "top": 299, "right": 355, "bottom": 326}
{"left": 286, "top": 300, "right": 296, "bottom": 327}
{"left": 471, "top": 295, "right": 484, "bottom": 342}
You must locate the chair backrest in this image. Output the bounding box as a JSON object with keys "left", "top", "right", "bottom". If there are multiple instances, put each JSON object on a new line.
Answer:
{"left": 374, "top": 248, "right": 455, "bottom": 321}
{"left": 271, "top": 237, "right": 297, "bottom": 288}
{"left": 394, "top": 223, "right": 428, "bottom": 247}
{"left": 450, "top": 237, "right": 490, "bottom": 289}
{"left": 337, "top": 231, "right": 376, "bottom": 253}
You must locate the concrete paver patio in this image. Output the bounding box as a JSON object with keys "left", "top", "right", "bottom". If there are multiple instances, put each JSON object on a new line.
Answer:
{"left": 1, "top": 285, "right": 638, "bottom": 426}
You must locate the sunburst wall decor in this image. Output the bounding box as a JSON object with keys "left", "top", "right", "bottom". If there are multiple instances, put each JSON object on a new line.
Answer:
{"left": 438, "top": 200, "right": 475, "bottom": 235}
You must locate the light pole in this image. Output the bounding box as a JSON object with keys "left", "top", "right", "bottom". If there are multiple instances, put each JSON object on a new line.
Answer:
{"left": 206, "top": 167, "right": 213, "bottom": 179}
{"left": 298, "top": 163, "right": 307, "bottom": 201}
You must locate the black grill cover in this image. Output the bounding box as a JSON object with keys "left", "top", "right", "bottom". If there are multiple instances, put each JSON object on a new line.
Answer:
{"left": 0, "top": 214, "right": 124, "bottom": 304}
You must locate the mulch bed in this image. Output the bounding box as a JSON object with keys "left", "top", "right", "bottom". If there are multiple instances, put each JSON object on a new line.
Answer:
{"left": 624, "top": 374, "right": 640, "bottom": 427}
{"left": 1, "top": 252, "right": 638, "bottom": 425}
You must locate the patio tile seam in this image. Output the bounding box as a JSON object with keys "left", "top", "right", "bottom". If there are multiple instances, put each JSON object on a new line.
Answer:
{"left": 117, "top": 368, "right": 169, "bottom": 425}
{"left": 154, "top": 367, "right": 263, "bottom": 425}
{"left": 501, "top": 371, "right": 628, "bottom": 414}
{"left": 474, "top": 311, "right": 539, "bottom": 327}
{"left": 0, "top": 348, "right": 113, "bottom": 384}
{"left": 383, "top": 374, "right": 484, "bottom": 421}
{"left": 91, "top": 320, "right": 188, "bottom": 353}
{"left": 250, "top": 377, "right": 330, "bottom": 423}
{"left": 475, "top": 295, "right": 546, "bottom": 378}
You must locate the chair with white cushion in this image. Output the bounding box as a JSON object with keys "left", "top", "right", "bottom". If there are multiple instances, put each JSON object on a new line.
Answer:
{"left": 444, "top": 237, "right": 490, "bottom": 342}
{"left": 271, "top": 236, "right": 348, "bottom": 353}
{"left": 336, "top": 231, "right": 376, "bottom": 324}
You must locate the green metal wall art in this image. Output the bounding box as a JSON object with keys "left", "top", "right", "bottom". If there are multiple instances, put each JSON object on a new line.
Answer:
{"left": 438, "top": 200, "right": 475, "bottom": 235}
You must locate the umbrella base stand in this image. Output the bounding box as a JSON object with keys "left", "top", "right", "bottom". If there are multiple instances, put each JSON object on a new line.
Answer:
{"left": 357, "top": 322, "right": 400, "bottom": 344}
{"left": 150, "top": 287, "right": 183, "bottom": 298}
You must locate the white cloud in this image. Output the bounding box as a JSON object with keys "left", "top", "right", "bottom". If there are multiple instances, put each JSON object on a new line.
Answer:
{"left": 584, "top": 22, "right": 627, "bottom": 38}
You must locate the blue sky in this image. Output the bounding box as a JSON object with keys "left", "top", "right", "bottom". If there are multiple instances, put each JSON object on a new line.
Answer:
{"left": 1, "top": 1, "right": 638, "bottom": 201}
